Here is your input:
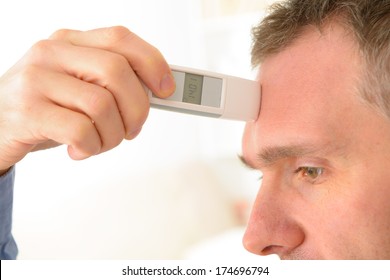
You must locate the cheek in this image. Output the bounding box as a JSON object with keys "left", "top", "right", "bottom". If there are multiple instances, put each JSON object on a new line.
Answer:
{"left": 286, "top": 175, "right": 368, "bottom": 256}
{"left": 293, "top": 192, "right": 360, "bottom": 258}
{"left": 352, "top": 182, "right": 390, "bottom": 240}
{"left": 346, "top": 165, "right": 390, "bottom": 227}
{"left": 315, "top": 177, "right": 390, "bottom": 258}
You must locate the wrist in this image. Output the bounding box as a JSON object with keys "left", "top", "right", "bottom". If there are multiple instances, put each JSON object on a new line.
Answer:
{"left": 0, "top": 167, "right": 11, "bottom": 177}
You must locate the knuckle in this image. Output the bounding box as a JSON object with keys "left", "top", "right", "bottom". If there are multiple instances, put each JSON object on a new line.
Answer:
{"left": 148, "top": 46, "right": 164, "bottom": 63}
{"left": 128, "top": 105, "right": 149, "bottom": 133}
{"left": 67, "top": 125, "right": 84, "bottom": 146}
{"left": 101, "top": 53, "right": 129, "bottom": 79}
{"left": 26, "top": 40, "right": 56, "bottom": 64}
{"left": 102, "top": 26, "right": 133, "bottom": 47}
{"left": 107, "top": 131, "right": 125, "bottom": 150}
{"left": 69, "top": 119, "right": 99, "bottom": 152}
{"left": 49, "top": 29, "right": 71, "bottom": 40}
{"left": 138, "top": 105, "right": 150, "bottom": 125}
{"left": 15, "top": 65, "right": 41, "bottom": 105}
{"left": 30, "top": 40, "right": 53, "bottom": 56}
{"left": 87, "top": 89, "right": 114, "bottom": 117}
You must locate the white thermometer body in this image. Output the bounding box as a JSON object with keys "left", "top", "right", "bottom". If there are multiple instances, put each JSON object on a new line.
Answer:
{"left": 146, "top": 65, "right": 261, "bottom": 121}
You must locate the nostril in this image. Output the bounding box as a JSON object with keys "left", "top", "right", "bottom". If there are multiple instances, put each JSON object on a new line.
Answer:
{"left": 261, "top": 245, "right": 274, "bottom": 255}
{"left": 261, "top": 245, "right": 284, "bottom": 256}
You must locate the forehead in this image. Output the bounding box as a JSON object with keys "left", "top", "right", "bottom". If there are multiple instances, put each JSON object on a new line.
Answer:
{"left": 244, "top": 24, "right": 362, "bottom": 160}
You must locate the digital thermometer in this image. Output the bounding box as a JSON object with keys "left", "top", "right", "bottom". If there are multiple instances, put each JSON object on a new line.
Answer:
{"left": 146, "top": 65, "right": 261, "bottom": 121}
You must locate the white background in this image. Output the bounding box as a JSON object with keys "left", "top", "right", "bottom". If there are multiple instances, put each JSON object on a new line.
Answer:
{"left": 0, "top": 0, "right": 276, "bottom": 259}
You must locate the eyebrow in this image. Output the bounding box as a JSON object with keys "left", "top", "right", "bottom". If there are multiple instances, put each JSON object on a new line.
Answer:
{"left": 259, "top": 145, "right": 320, "bottom": 166}
{"left": 239, "top": 144, "right": 323, "bottom": 170}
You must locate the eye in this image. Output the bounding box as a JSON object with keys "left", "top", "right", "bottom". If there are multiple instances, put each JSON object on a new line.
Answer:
{"left": 295, "top": 166, "right": 324, "bottom": 182}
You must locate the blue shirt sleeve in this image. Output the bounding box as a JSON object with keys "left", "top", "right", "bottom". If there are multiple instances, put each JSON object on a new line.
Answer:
{"left": 0, "top": 166, "right": 18, "bottom": 260}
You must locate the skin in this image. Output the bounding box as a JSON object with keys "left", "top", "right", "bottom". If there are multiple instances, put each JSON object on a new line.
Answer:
{"left": 2, "top": 23, "right": 390, "bottom": 260}
{"left": 0, "top": 26, "right": 176, "bottom": 176}
{"left": 241, "top": 23, "right": 390, "bottom": 259}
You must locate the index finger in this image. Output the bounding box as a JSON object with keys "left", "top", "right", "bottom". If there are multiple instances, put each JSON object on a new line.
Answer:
{"left": 50, "top": 26, "right": 176, "bottom": 98}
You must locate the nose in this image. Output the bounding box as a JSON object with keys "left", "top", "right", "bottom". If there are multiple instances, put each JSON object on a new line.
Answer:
{"left": 243, "top": 178, "right": 305, "bottom": 257}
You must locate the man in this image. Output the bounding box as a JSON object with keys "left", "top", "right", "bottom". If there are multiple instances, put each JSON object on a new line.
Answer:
{"left": 241, "top": 0, "right": 390, "bottom": 259}
{"left": 1, "top": 0, "right": 390, "bottom": 260}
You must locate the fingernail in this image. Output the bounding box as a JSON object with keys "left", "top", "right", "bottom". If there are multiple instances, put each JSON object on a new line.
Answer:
{"left": 159, "top": 73, "right": 176, "bottom": 97}
{"left": 125, "top": 127, "right": 142, "bottom": 140}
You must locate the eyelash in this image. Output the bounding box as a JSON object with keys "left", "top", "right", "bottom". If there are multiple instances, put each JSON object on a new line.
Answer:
{"left": 256, "top": 168, "right": 324, "bottom": 183}
{"left": 294, "top": 166, "right": 325, "bottom": 183}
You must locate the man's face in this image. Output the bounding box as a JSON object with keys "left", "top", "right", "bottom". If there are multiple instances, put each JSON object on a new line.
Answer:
{"left": 241, "top": 23, "right": 390, "bottom": 259}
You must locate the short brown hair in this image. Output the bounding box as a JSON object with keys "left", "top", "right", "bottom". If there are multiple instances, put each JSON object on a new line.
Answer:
{"left": 251, "top": 0, "right": 390, "bottom": 118}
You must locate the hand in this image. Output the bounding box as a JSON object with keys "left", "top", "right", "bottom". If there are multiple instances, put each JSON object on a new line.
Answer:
{"left": 0, "top": 26, "right": 175, "bottom": 172}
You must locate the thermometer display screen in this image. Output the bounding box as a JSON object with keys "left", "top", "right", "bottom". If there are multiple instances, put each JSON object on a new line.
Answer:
{"left": 183, "top": 73, "right": 204, "bottom": 105}
{"left": 151, "top": 69, "right": 223, "bottom": 110}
